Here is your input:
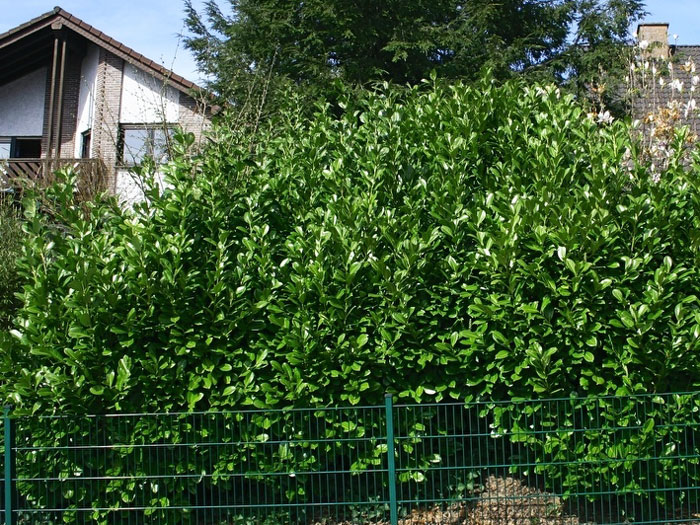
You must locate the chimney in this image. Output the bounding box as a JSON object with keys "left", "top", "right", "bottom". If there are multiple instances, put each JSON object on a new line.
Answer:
{"left": 637, "top": 23, "right": 670, "bottom": 59}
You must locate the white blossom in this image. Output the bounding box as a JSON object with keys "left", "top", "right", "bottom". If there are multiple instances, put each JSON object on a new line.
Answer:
{"left": 597, "top": 110, "right": 614, "bottom": 125}
{"left": 639, "top": 40, "right": 650, "bottom": 50}
{"left": 685, "top": 99, "right": 697, "bottom": 118}
{"left": 672, "top": 79, "right": 684, "bottom": 93}
{"left": 535, "top": 86, "right": 548, "bottom": 98}
{"left": 649, "top": 162, "right": 660, "bottom": 184}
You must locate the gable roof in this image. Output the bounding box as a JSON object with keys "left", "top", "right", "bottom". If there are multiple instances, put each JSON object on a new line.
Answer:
{"left": 0, "top": 6, "right": 199, "bottom": 94}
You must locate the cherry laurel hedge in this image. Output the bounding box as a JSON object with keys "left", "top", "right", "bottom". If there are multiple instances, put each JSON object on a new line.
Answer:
{"left": 4, "top": 79, "right": 700, "bottom": 521}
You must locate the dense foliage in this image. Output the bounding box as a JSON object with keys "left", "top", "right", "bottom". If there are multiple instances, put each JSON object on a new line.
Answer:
{"left": 4, "top": 78, "right": 700, "bottom": 519}
{"left": 5, "top": 78, "right": 700, "bottom": 412}
{"left": 184, "top": 0, "right": 644, "bottom": 109}
{"left": 0, "top": 197, "right": 23, "bottom": 331}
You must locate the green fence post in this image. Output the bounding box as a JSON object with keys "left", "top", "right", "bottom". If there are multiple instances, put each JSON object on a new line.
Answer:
{"left": 3, "top": 406, "right": 15, "bottom": 525}
{"left": 384, "top": 394, "right": 398, "bottom": 525}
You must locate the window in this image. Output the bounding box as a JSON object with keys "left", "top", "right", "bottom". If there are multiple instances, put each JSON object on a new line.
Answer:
{"left": 0, "top": 137, "right": 41, "bottom": 159}
{"left": 119, "top": 125, "right": 175, "bottom": 166}
{"left": 81, "top": 130, "right": 92, "bottom": 159}
{"left": 14, "top": 138, "right": 41, "bottom": 158}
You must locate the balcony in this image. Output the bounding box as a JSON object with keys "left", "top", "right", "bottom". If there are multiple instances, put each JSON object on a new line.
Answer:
{"left": 0, "top": 158, "right": 107, "bottom": 202}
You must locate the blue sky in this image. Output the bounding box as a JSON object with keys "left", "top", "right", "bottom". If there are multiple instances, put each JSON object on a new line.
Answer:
{"left": 640, "top": 0, "right": 700, "bottom": 45}
{"left": 1, "top": 1, "right": 699, "bottom": 86}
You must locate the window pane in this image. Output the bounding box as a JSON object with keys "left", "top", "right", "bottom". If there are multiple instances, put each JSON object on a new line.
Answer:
{"left": 152, "top": 128, "right": 174, "bottom": 164}
{"left": 122, "top": 129, "right": 150, "bottom": 165}
{"left": 0, "top": 141, "right": 11, "bottom": 159}
{"left": 14, "top": 139, "right": 41, "bottom": 159}
{"left": 81, "top": 131, "right": 91, "bottom": 159}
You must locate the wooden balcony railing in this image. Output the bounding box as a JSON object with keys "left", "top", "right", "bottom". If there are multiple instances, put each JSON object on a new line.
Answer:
{"left": 0, "top": 158, "right": 107, "bottom": 202}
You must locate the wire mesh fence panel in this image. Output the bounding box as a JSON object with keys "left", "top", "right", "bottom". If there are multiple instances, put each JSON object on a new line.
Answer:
{"left": 392, "top": 393, "right": 700, "bottom": 525}
{"left": 11, "top": 406, "right": 390, "bottom": 524}
{"left": 4, "top": 393, "right": 700, "bottom": 524}
{"left": 1, "top": 415, "right": 5, "bottom": 525}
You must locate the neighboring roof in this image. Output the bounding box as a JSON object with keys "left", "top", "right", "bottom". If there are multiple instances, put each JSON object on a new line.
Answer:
{"left": 673, "top": 45, "right": 700, "bottom": 68}
{"left": 631, "top": 45, "right": 700, "bottom": 130}
{"left": 0, "top": 6, "right": 200, "bottom": 94}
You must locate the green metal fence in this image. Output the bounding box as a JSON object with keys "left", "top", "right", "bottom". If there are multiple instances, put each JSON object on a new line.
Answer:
{"left": 3, "top": 392, "right": 700, "bottom": 524}
{"left": 1, "top": 409, "right": 5, "bottom": 525}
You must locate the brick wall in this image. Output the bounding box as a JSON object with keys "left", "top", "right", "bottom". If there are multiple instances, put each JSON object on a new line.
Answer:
{"left": 93, "top": 49, "right": 124, "bottom": 192}
{"left": 40, "top": 41, "right": 82, "bottom": 158}
{"left": 638, "top": 24, "right": 670, "bottom": 60}
{"left": 178, "top": 93, "right": 210, "bottom": 149}
{"left": 57, "top": 50, "right": 81, "bottom": 159}
{"left": 41, "top": 67, "right": 52, "bottom": 158}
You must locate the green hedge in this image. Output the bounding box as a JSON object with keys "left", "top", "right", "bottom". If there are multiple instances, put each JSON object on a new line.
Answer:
{"left": 0, "top": 196, "right": 23, "bottom": 331}
{"left": 3, "top": 77, "right": 700, "bottom": 519}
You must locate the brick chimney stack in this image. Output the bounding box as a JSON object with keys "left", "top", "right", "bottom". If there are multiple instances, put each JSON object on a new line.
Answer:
{"left": 637, "top": 23, "right": 670, "bottom": 59}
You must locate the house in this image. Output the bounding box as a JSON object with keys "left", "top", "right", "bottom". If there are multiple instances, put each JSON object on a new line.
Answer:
{"left": 634, "top": 23, "right": 700, "bottom": 133}
{"left": 0, "top": 7, "right": 210, "bottom": 203}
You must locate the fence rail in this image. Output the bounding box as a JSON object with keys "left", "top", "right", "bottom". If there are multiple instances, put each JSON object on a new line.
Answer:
{"left": 0, "top": 158, "right": 107, "bottom": 203}
{"left": 3, "top": 392, "right": 700, "bottom": 524}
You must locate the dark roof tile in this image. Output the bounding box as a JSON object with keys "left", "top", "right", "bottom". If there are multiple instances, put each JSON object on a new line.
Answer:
{"left": 633, "top": 45, "right": 700, "bottom": 131}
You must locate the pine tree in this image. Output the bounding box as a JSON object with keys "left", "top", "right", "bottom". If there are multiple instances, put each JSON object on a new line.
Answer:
{"left": 184, "top": 0, "right": 645, "bottom": 109}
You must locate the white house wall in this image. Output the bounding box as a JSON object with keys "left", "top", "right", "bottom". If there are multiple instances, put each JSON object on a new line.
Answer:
{"left": 0, "top": 68, "right": 46, "bottom": 137}
{"left": 115, "top": 168, "right": 170, "bottom": 208}
{"left": 119, "top": 62, "right": 179, "bottom": 124}
{"left": 74, "top": 44, "right": 100, "bottom": 157}
{"left": 115, "top": 168, "right": 146, "bottom": 206}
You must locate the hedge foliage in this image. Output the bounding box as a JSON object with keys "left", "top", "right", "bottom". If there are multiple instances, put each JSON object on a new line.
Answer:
{"left": 6, "top": 79, "right": 700, "bottom": 412}
{"left": 3, "top": 78, "right": 700, "bottom": 520}
{"left": 0, "top": 197, "right": 23, "bottom": 331}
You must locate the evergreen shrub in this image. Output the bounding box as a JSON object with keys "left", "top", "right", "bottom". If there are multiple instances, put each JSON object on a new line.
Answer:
{"left": 4, "top": 78, "right": 700, "bottom": 520}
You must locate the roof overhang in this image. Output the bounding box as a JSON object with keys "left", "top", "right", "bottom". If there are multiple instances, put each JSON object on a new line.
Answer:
{"left": 0, "top": 7, "right": 201, "bottom": 95}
